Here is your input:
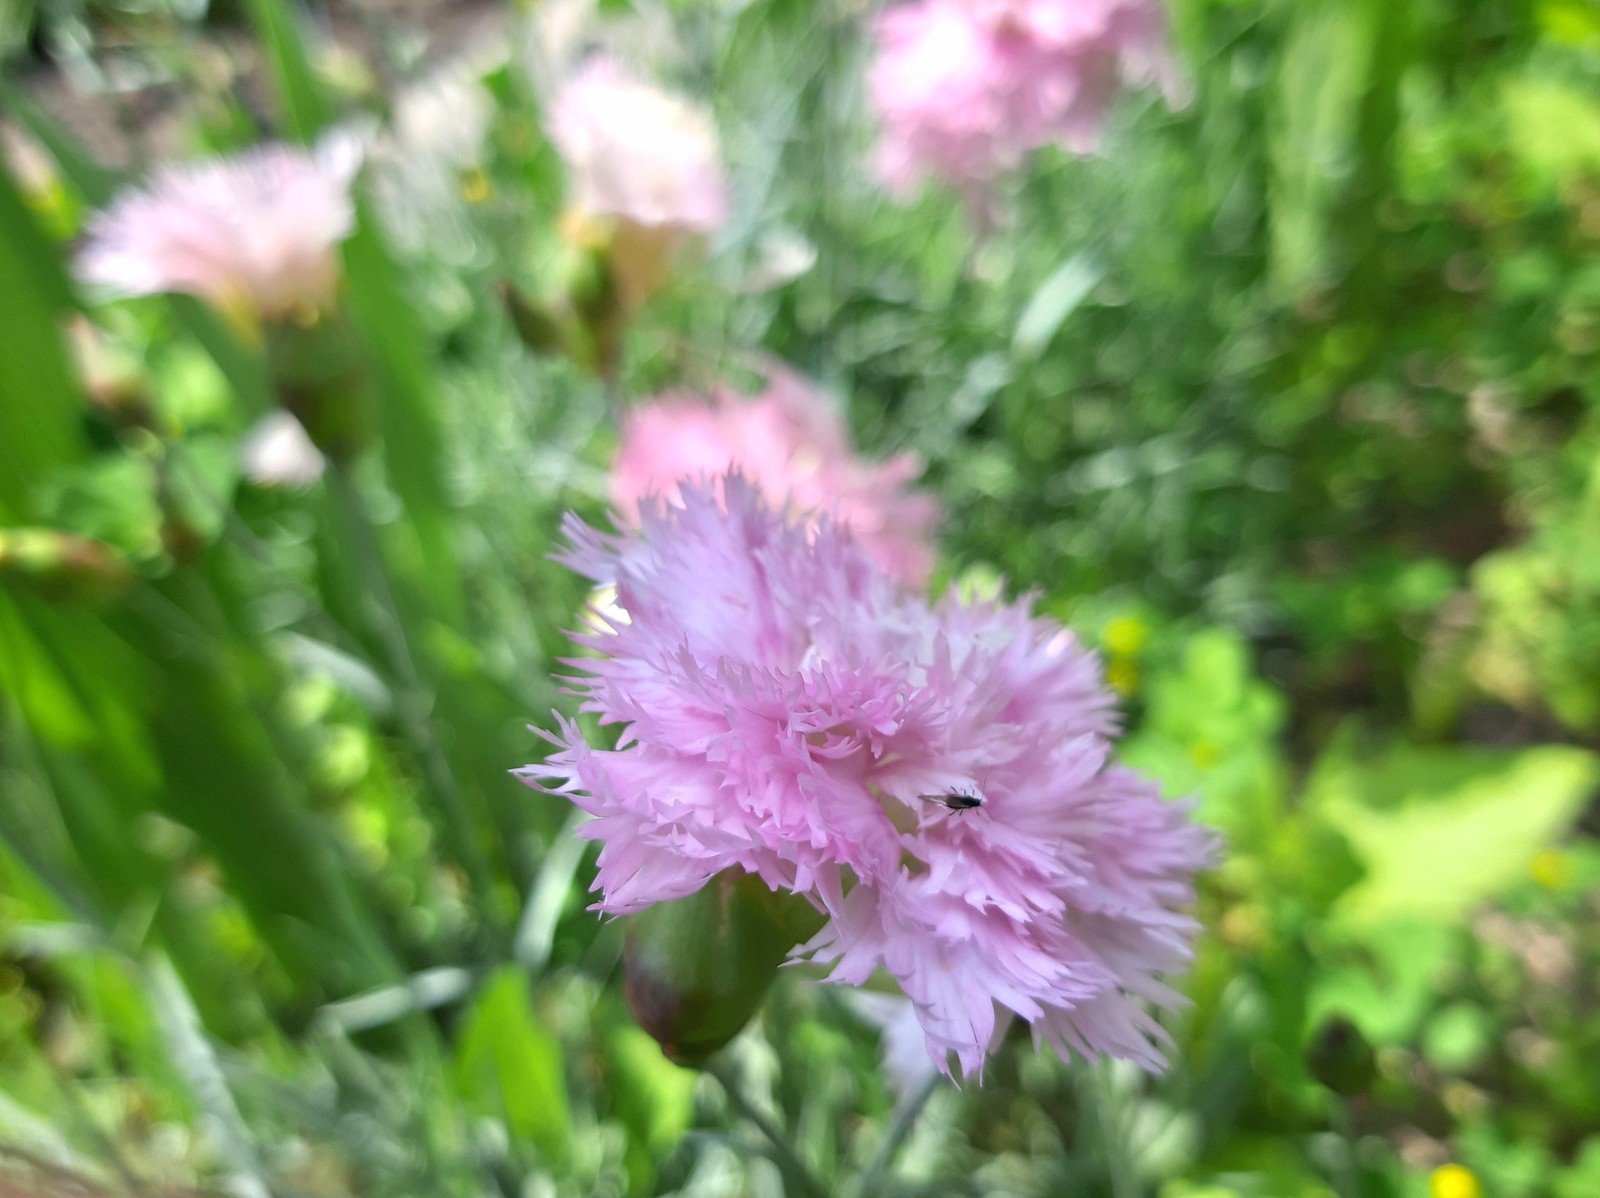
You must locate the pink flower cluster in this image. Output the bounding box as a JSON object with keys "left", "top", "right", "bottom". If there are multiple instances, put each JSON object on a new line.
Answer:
{"left": 869, "top": 0, "right": 1177, "bottom": 196}
{"left": 611, "top": 370, "right": 940, "bottom": 586}
{"left": 76, "top": 138, "right": 361, "bottom": 322}
{"left": 523, "top": 477, "right": 1214, "bottom": 1077}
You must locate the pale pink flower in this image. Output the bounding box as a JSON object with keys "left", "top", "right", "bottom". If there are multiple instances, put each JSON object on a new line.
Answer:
{"left": 850, "top": 992, "right": 1012, "bottom": 1098}
{"left": 522, "top": 477, "right": 1214, "bottom": 1078}
{"left": 870, "top": 2, "right": 1020, "bottom": 197}
{"left": 611, "top": 370, "right": 940, "bottom": 586}
{"left": 76, "top": 137, "right": 361, "bottom": 321}
{"left": 550, "top": 57, "right": 726, "bottom": 234}
{"left": 869, "top": 0, "right": 1177, "bottom": 197}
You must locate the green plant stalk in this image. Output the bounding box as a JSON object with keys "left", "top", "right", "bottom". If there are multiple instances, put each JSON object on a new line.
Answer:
{"left": 1330, "top": 1095, "right": 1360, "bottom": 1198}
{"left": 1095, "top": 1069, "right": 1137, "bottom": 1198}
{"left": 850, "top": 1073, "right": 942, "bottom": 1198}
{"left": 706, "top": 1058, "right": 830, "bottom": 1198}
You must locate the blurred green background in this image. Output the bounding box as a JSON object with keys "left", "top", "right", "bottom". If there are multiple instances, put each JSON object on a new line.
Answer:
{"left": 3, "top": 0, "right": 1600, "bottom": 1195}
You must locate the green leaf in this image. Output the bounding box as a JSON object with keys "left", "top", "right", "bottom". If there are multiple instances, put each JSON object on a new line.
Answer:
{"left": 454, "top": 966, "right": 572, "bottom": 1166}
{"left": 1313, "top": 740, "right": 1600, "bottom": 926}
{"left": 1119, "top": 629, "right": 1289, "bottom": 837}
{"left": 1555, "top": 1139, "right": 1600, "bottom": 1198}
{"left": 340, "top": 202, "right": 463, "bottom": 620}
{"left": 1308, "top": 921, "right": 1453, "bottom": 1046}
{"left": 244, "top": 0, "right": 332, "bottom": 143}
{"left": 0, "top": 162, "right": 86, "bottom": 522}
{"left": 1501, "top": 76, "right": 1600, "bottom": 193}
{"left": 1013, "top": 253, "right": 1103, "bottom": 360}
{"left": 605, "top": 1023, "right": 697, "bottom": 1194}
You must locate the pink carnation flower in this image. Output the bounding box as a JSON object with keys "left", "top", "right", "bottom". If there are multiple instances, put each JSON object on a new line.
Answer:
{"left": 523, "top": 477, "right": 1215, "bottom": 1077}
{"left": 611, "top": 370, "right": 940, "bottom": 586}
{"left": 76, "top": 138, "right": 360, "bottom": 321}
{"left": 550, "top": 57, "right": 726, "bottom": 234}
{"left": 869, "top": 0, "right": 1176, "bottom": 197}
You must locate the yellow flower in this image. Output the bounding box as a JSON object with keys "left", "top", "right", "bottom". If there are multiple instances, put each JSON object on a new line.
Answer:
{"left": 1105, "top": 615, "right": 1149, "bottom": 657}
{"left": 1430, "top": 1163, "right": 1481, "bottom": 1198}
{"left": 1529, "top": 848, "right": 1571, "bottom": 890}
{"left": 1190, "top": 740, "right": 1221, "bottom": 769}
{"left": 1106, "top": 657, "right": 1140, "bottom": 696}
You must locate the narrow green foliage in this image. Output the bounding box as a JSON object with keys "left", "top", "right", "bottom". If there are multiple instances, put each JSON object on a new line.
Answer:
{"left": 0, "top": 163, "right": 84, "bottom": 521}
{"left": 244, "top": 0, "right": 333, "bottom": 143}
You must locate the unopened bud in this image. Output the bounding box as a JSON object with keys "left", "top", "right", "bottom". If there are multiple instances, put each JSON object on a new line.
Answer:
{"left": 560, "top": 238, "right": 625, "bottom": 381}
{"left": 500, "top": 282, "right": 571, "bottom": 358}
{"left": 622, "top": 870, "right": 824, "bottom": 1066}
{"left": 1307, "top": 1014, "right": 1376, "bottom": 1097}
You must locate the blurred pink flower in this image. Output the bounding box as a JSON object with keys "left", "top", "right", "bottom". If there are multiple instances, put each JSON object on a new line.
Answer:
{"left": 551, "top": 57, "right": 726, "bottom": 234}
{"left": 869, "top": 0, "right": 1177, "bottom": 196}
{"left": 611, "top": 370, "right": 940, "bottom": 586}
{"left": 76, "top": 138, "right": 361, "bottom": 322}
{"left": 523, "top": 477, "right": 1214, "bottom": 1078}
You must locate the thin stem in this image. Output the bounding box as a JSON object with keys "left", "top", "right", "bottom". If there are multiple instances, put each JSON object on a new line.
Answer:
{"left": 852, "top": 1073, "right": 942, "bottom": 1198}
{"left": 1068, "top": 1063, "right": 1142, "bottom": 1198}
{"left": 1090, "top": 1067, "right": 1136, "bottom": 1198}
{"left": 1330, "top": 1095, "right": 1361, "bottom": 1198}
{"left": 706, "top": 1059, "right": 830, "bottom": 1198}
{"left": 51, "top": 1074, "right": 155, "bottom": 1198}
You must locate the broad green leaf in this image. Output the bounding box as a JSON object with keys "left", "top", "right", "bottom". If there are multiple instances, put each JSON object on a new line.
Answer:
{"left": 1541, "top": 0, "right": 1600, "bottom": 46}
{"left": 453, "top": 966, "right": 572, "bottom": 1166}
{"left": 1307, "top": 920, "right": 1453, "bottom": 1045}
{"left": 605, "top": 1023, "right": 697, "bottom": 1195}
{"left": 1313, "top": 741, "right": 1599, "bottom": 926}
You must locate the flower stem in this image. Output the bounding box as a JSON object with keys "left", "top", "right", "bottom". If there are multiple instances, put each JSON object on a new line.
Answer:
{"left": 1330, "top": 1095, "right": 1361, "bottom": 1198}
{"left": 706, "top": 1059, "right": 830, "bottom": 1198}
{"left": 852, "top": 1073, "right": 942, "bottom": 1198}
{"left": 1091, "top": 1068, "right": 1137, "bottom": 1198}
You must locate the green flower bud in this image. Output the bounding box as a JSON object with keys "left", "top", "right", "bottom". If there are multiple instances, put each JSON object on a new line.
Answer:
{"left": 622, "top": 870, "right": 825, "bottom": 1067}
{"left": 1306, "top": 1014, "right": 1377, "bottom": 1097}
{"left": 559, "top": 232, "right": 625, "bottom": 382}
{"left": 500, "top": 282, "right": 571, "bottom": 358}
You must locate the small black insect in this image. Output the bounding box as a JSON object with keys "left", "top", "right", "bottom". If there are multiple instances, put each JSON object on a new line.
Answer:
{"left": 918, "top": 787, "right": 984, "bottom": 812}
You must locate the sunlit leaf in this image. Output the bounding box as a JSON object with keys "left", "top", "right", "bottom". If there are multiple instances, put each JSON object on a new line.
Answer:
{"left": 453, "top": 966, "right": 573, "bottom": 1166}
{"left": 1314, "top": 741, "right": 1599, "bottom": 926}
